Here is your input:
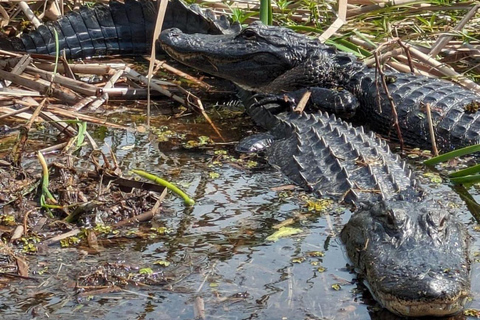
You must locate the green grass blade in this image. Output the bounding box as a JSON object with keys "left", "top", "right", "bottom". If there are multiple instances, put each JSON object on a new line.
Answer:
{"left": 424, "top": 144, "right": 480, "bottom": 166}
{"left": 449, "top": 173, "right": 480, "bottom": 185}
{"left": 76, "top": 121, "right": 87, "bottom": 147}
{"left": 260, "top": 0, "right": 272, "bottom": 25}
{"left": 132, "top": 169, "right": 195, "bottom": 206}
{"left": 449, "top": 163, "right": 480, "bottom": 178}
{"left": 453, "top": 184, "right": 480, "bottom": 223}
{"left": 53, "top": 29, "right": 59, "bottom": 75}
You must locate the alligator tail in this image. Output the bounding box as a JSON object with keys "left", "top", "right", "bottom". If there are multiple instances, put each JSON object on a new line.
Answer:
{"left": 0, "top": 0, "right": 236, "bottom": 59}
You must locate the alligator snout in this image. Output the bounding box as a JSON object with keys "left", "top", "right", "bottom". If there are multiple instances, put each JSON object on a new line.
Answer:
{"left": 341, "top": 199, "right": 471, "bottom": 317}
{"left": 159, "top": 28, "right": 182, "bottom": 46}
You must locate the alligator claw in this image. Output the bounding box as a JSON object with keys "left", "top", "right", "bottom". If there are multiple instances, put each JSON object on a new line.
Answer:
{"left": 249, "top": 94, "right": 296, "bottom": 114}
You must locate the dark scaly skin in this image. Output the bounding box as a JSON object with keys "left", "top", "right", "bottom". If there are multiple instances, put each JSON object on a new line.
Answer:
{"left": 241, "top": 98, "right": 471, "bottom": 318}
{"left": 160, "top": 27, "right": 472, "bottom": 316}
{"left": 160, "top": 23, "right": 480, "bottom": 151}
{"left": 0, "top": 0, "right": 238, "bottom": 59}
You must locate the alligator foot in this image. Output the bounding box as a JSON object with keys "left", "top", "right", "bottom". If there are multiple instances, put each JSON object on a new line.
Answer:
{"left": 249, "top": 88, "right": 360, "bottom": 119}
{"left": 248, "top": 93, "right": 295, "bottom": 114}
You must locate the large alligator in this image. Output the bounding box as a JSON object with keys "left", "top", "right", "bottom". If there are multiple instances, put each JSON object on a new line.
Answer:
{"left": 160, "top": 26, "right": 473, "bottom": 317}
{"left": 0, "top": 0, "right": 238, "bottom": 59}
{"left": 160, "top": 23, "right": 480, "bottom": 152}
{"left": 236, "top": 96, "right": 471, "bottom": 317}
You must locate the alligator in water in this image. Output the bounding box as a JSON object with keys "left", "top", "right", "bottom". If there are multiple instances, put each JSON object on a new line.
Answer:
{"left": 0, "top": 0, "right": 238, "bottom": 59}
{"left": 160, "top": 23, "right": 480, "bottom": 152}
{"left": 237, "top": 95, "right": 471, "bottom": 317}
{"left": 0, "top": 2, "right": 474, "bottom": 317}
{"left": 160, "top": 26, "right": 473, "bottom": 317}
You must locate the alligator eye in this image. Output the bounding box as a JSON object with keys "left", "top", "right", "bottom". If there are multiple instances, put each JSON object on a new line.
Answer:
{"left": 386, "top": 210, "right": 396, "bottom": 228}
{"left": 385, "top": 209, "right": 408, "bottom": 230}
{"left": 439, "top": 216, "right": 447, "bottom": 230}
{"left": 242, "top": 29, "right": 257, "bottom": 40}
{"left": 437, "top": 214, "right": 449, "bottom": 231}
{"left": 426, "top": 211, "right": 448, "bottom": 231}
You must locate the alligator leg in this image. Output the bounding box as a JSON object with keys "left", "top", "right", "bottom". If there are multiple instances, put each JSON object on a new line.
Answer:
{"left": 250, "top": 88, "right": 360, "bottom": 118}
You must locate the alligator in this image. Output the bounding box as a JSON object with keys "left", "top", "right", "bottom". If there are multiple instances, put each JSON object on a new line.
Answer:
{"left": 0, "top": 0, "right": 238, "bottom": 59}
{"left": 235, "top": 96, "right": 471, "bottom": 317}
{"left": 160, "top": 23, "right": 480, "bottom": 152}
{"left": 160, "top": 27, "right": 473, "bottom": 317}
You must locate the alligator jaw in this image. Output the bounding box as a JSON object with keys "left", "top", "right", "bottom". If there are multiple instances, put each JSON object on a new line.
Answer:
{"left": 378, "top": 291, "right": 470, "bottom": 317}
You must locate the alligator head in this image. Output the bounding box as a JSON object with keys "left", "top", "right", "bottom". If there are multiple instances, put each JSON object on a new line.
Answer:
{"left": 341, "top": 197, "right": 470, "bottom": 317}
{"left": 160, "top": 22, "right": 361, "bottom": 92}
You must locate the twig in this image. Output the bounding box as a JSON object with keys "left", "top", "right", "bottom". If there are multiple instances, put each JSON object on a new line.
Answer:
{"left": 10, "top": 98, "right": 47, "bottom": 164}
{"left": 198, "top": 100, "right": 225, "bottom": 142}
{"left": 0, "top": 106, "right": 31, "bottom": 120}
{"left": 124, "top": 67, "right": 199, "bottom": 107}
{"left": 406, "top": 45, "right": 480, "bottom": 95}
{"left": 294, "top": 90, "right": 311, "bottom": 113}
{"left": 87, "top": 68, "right": 124, "bottom": 110}
{"left": 113, "top": 193, "right": 164, "bottom": 228}
{"left": 147, "top": 0, "right": 169, "bottom": 127}
{"left": 429, "top": 4, "right": 480, "bottom": 57}
{"left": 387, "top": 59, "right": 436, "bottom": 77}
{"left": 45, "top": 105, "right": 132, "bottom": 130}
{"left": 42, "top": 228, "right": 81, "bottom": 246}
{"left": 38, "top": 142, "right": 69, "bottom": 154}
{"left": 373, "top": 49, "right": 405, "bottom": 151}
{"left": 0, "top": 5, "right": 9, "bottom": 27}
{"left": 72, "top": 96, "right": 97, "bottom": 111}
{"left": 34, "top": 62, "right": 114, "bottom": 75}
{"left": 0, "top": 69, "right": 79, "bottom": 104}
{"left": 154, "top": 59, "right": 212, "bottom": 90}
{"left": 5, "top": 54, "right": 31, "bottom": 87}
{"left": 0, "top": 49, "right": 22, "bottom": 57}
{"left": 24, "top": 66, "right": 100, "bottom": 96}
{"left": 425, "top": 103, "right": 438, "bottom": 156}
{"left": 318, "top": 0, "right": 347, "bottom": 42}
{"left": 18, "top": 1, "right": 41, "bottom": 28}
{"left": 364, "top": 39, "right": 415, "bottom": 73}
{"left": 395, "top": 40, "right": 415, "bottom": 73}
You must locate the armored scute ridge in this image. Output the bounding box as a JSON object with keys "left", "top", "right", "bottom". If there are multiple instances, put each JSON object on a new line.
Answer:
{"left": 243, "top": 101, "right": 471, "bottom": 317}
{"left": 246, "top": 104, "right": 417, "bottom": 204}
{"left": 0, "top": 0, "right": 237, "bottom": 59}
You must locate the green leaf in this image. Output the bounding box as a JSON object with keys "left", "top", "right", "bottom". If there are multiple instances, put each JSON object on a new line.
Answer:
{"left": 424, "top": 144, "right": 480, "bottom": 166}
{"left": 139, "top": 268, "right": 153, "bottom": 275}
